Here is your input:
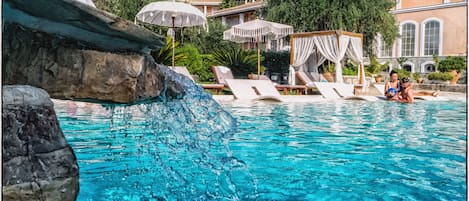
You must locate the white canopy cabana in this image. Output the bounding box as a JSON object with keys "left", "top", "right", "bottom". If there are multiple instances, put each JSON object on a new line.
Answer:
{"left": 289, "top": 30, "right": 366, "bottom": 87}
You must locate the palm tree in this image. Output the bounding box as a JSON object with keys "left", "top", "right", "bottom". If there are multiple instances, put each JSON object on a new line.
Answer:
{"left": 151, "top": 37, "right": 187, "bottom": 66}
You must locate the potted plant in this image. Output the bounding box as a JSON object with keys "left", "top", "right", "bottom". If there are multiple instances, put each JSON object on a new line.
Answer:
{"left": 427, "top": 72, "right": 453, "bottom": 84}
{"left": 412, "top": 73, "right": 423, "bottom": 84}
{"left": 366, "top": 57, "right": 387, "bottom": 83}
{"left": 322, "top": 62, "right": 335, "bottom": 82}
{"left": 437, "top": 56, "right": 466, "bottom": 85}
{"left": 396, "top": 57, "right": 408, "bottom": 68}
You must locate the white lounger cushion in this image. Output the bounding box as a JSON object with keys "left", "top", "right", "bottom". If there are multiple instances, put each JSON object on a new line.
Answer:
{"left": 314, "top": 82, "right": 380, "bottom": 101}
{"left": 225, "top": 79, "right": 282, "bottom": 102}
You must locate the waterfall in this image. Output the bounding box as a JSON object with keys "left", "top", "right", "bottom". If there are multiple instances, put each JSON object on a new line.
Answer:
{"left": 102, "top": 64, "right": 257, "bottom": 200}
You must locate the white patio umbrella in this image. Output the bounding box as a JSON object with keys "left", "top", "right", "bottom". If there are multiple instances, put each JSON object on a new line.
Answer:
{"left": 223, "top": 19, "right": 293, "bottom": 79}
{"left": 71, "top": 0, "right": 96, "bottom": 7}
{"left": 136, "top": 0, "right": 207, "bottom": 68}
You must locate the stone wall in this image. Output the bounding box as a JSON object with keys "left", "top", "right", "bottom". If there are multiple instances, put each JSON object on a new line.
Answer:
{"left": 2, "top": 85, "right": 79, "bottom": 201}
{"left": 2, "top": 23, "right": 178, "bottom": 103}
{"left": 413, "top": 84, "right": 467, "bottom": 93}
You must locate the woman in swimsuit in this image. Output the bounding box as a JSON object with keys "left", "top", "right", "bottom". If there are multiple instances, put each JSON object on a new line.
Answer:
{"left": 384, "top": 70, "right": 400, "bottom": 100}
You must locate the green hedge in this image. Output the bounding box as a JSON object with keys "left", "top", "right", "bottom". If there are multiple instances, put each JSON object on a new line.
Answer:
{"left": 261, "top": 51, "right": 290, "bottom": 74}
{"left": 175, "top": 44, "right": 214, "bottom": 82}
{"left": 427, "top": 72, "right": 453, "bottom": 81}
{"left": 438, "top": 56, "right": 466, "bottom": 73}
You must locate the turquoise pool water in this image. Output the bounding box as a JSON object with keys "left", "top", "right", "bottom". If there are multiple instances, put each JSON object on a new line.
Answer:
{"left": 56, "top": 100, "right": 467, "bottom": 200}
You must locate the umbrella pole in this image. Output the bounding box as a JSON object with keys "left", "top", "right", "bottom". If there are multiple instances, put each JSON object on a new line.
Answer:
{"left": 257, "top": 41, "right": 260, "bottom": 80}
{"left": 172, "top": 16, "right": 175, "bottom": 69}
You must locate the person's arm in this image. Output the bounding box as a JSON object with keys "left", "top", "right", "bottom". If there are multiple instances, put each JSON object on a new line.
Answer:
{"left": 399, "top": 89, "right": 414, "bottom": 103}
{"left": 384, "top": 82, "right": 389, "bottom": 96}
{"left": 406, "top": 89, "right": 414, "bottom": 103}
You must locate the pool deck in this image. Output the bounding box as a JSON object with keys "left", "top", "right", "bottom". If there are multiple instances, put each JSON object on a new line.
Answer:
{"left": 212, "top": 92, "right": 467, "bottom": 104}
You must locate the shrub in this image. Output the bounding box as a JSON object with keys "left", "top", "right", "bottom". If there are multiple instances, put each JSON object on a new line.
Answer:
{"left": 438, "top": 56, "right": 466, "bottom": 73}
{"left": 412, "top": 73, "right": 421, "bottom": 80}
{"left": 366, "top": 56, "right": 387, "bottom": 75}
{"left": 343, "top": 63, "right": 358, "bottom": 76}
{"left": 427, "top": 72, "right": 453, "bottom": 81}
{"left": 262, "top": 51, "right": 290, "bottom": 74}
{"left": 151, "top": 36, "right": 187, "bottom": 66}
{"left": 211, "top": 46, "right": 259, "bottom": 78}
{"left": 175, "top": 44, "right": 213, "bottom": 82}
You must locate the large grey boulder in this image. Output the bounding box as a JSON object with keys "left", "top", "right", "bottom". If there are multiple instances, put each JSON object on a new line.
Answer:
{"left": 2, "top": 85, "right": 79, "bottom": 201}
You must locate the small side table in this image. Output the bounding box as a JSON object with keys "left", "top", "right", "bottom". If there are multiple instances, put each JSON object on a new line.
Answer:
{"left": 275, "top": 85, "right": 307, "bottom": 95}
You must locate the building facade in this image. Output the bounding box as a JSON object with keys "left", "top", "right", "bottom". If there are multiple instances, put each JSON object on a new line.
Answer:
{"left": 377, "top": 0, "right": 467, "bottom": 74}
{"left": 185, "top": 0, "right": 222, "bottom": 16}
{"left": 209, "top": 0, "right": 263, "bottom": 26}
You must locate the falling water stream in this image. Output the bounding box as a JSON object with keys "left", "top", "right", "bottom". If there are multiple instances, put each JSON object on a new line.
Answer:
{"left": 94, "top": 65, "right": 256, "bottom": 200}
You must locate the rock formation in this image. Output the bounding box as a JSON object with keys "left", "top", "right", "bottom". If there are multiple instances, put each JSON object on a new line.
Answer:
{"left": 2, "top": 0, "right": 179, "bottom": 104}
{"left": 2, "top": 85, "right": 79, "bottom": 201}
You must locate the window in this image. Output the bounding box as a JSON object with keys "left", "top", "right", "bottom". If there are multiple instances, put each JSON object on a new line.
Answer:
{"left": 401, "top": 23, "right": 416, "bottom": 57}
{"left": 425, "top": 64, "right": 436, "bottom": 72}
{"left": 380, "top": 39, "right": 393, "bottom": 57}
{"left": 402, "top": 64, "right": 412, "bottom": 72}
{"left": 423, "top": 20, "right": 441, "bottom": 56}
{"left": 270, "top": 40, "right": 277, "bottom": 51}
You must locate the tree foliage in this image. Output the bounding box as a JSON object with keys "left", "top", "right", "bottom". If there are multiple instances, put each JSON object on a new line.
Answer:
{"left": 94, "top": 0, "right": 159, "bottom": 21}
{"left": 261, "top": 0, "right": 398, "bottom": 56}
{"left": 220, "top": 0, "right": 236, "bottom": 9}
{"left": 182, "top": 19, "right": 240, "bottom": 54}
{"left": 262, "top": 51, "right": 290, "bottom": 74}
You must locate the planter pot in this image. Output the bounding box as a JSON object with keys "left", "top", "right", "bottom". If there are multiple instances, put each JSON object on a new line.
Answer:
{"left": 450, "top": 70, "right": 459, "bottom": 85}
{"left": 374, "top": 77, "right": 382, "bottom": 83}
{"left": 417, "top": 78, "right": 424, "bottom": 84}
{"left": 323, "top": 72, "right": 335, "bottom": 82}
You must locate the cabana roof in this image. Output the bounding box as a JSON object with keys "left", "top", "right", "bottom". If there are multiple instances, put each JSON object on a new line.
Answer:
{"left": 290, "top": 30, "right": 363, "bottom": 39}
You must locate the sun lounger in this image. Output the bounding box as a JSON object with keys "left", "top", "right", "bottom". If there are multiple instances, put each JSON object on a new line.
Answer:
{"left": 313, "top": 82, "right": 380, "bottom": 101}
{"left": 173, "top": 66, "right": 225, "bottom": 94}
{"left": 213, "top": 66, "right": 306, "bottom": 95}
{"left": 332, "top": 83, "right": 381, "bottom": 101}
{"left": 372, "top": 84, "right": 386, "bottom": 95}
{"left": 224, "top": 79, "right": 283, "bottom": 102}
{"left": 212, "top": 66, "right": 234, "bottom": 86}
{"left": 312, "top": 82, "right": 342, "bottom": 99}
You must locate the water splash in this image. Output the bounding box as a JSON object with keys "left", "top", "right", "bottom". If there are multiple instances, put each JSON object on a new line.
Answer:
{"left": 103, "top": 64, "right": 257, "bottom": 200}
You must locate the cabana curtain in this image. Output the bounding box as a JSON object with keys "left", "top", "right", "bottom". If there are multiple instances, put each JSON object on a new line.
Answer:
{"left": 289, "top": 31, "right": 365, "bottom": 86}
{"left": 312, "top": 35, "right": 350, "bottom": 83}
{"left": 346, "top": 37, "right": 366, "bottom": 85}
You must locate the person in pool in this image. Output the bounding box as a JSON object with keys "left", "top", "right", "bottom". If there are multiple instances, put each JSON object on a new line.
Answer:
{"left": 399, "top": 77, "right": 414, "bottom": 103}
{"left": 384, "top": 70, "right": 400, "bottom": 100}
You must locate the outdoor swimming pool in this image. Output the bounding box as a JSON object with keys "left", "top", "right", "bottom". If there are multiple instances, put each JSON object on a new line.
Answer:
{"left": 56, "top": 100, "right": 466, "bottom": 200}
